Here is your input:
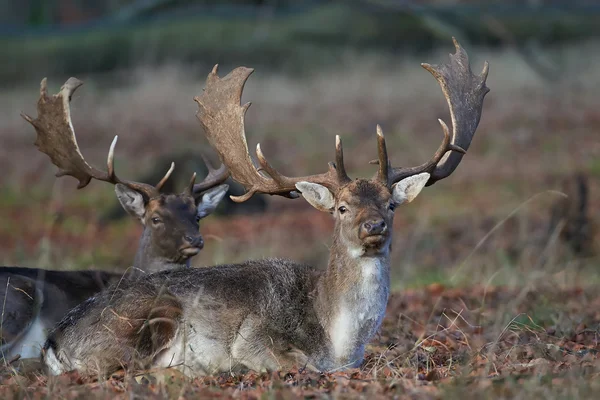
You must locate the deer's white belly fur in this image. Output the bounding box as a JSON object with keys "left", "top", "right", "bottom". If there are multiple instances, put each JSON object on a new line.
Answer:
{"left": 8, "top": 317, "right": 47, "bottom": 359}
{"left": 330, "top": 257, "right": 388, "bottom": 366}
{"left": 154, "top": 324, "right": 231, "bottom": 374}
{"left": 155, "top": 317, "right": 279, "bottom": 374}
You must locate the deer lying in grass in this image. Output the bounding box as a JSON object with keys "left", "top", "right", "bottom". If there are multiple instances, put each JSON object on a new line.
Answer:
{"left": 0, "top": 78, "right": 229, "bottom": 360}
{"left": 42, "top": 39, "right": 489, "bottom": 376}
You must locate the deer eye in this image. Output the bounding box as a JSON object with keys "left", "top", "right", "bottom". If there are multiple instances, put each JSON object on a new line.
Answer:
{"left": 151, "top": 217, "right": 162, "bottom": 224}
{"left": 338, "top": 206, "right": 348, "bottom": 214}
{"left": 389, "top": 203, "right": 396, "bottom": 212}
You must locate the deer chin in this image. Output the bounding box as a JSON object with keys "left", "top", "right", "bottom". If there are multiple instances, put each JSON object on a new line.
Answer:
{"left": 180, "top": 247, "right": 202, "bottom": 258}
{"left": 361, "top": 234, "right": 390, "bottom": 254}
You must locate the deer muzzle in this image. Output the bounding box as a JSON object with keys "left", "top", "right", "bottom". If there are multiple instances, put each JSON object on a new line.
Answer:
{"left": 359, "top": 218, "right": 389, "bottom": 246}
{"left": 180, "top": 234, "right": 204, "bottom": 257}
{"left": 363, "top": 220, "right": 387, "bottom": 235}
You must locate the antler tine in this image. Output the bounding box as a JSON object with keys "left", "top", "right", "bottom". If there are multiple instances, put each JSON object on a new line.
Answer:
{"left": 195, "top": 65, "right": 348, "bottom": 203}
{"left": 155, "top": 162, "right": 175, "bottom": 192}
{"left": 104, "top": 135, "right": 159, "bottom": 198}
{"left": 387, "top": 37, "right": 490, "bottom": 187}
{"left": 382, "top": 119, "right": 465, "bottom": 184}
{"left": 21, "top": 78, "right": 160, "bottom": 199}
{"left": 184, "top": 172, "right": 197, "bottom": 196}
{"left": 106, "top": 135, "right": 118, "bottom": 182}
{"left": 190, "top": 153, "right": 230, "bottom": 196}
{"left": 254, "top": 134, "right": 349, "bottom": 189}
{"left": 375, "top": 125, "right": 389, "bottom": 185}
{"left": 334, "top": 135, "right": 351, "bottom": 184}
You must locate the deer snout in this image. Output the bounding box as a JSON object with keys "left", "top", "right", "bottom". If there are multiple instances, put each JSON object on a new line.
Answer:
{"left": 183, "top": 234, "right": 204, "bottom": 250}
{"left": 362, "top": 219, "right": 387, "bottom": 236}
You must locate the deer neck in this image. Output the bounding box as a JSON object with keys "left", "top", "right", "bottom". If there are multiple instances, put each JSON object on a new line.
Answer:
{"left": 315, "top": 228, "right": 391, "bottom": 365}
{"left": 132, "top": 228, "right": 186, "bottom": 276}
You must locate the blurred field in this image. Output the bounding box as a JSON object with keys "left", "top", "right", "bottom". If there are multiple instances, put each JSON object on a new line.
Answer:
{"left": 1, "top": 40, "right": 598, "bottom": 278}
{"left": 3, "top": 2, "right": 600, "bottom": 84}
{"left": 1, "top": 2, "right": 600, "bottom": 397}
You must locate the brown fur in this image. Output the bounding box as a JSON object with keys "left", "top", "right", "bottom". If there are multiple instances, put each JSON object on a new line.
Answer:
{"left": 44, "top": 179, "right": 401, "bottom": 375}
{"left": 44, "top": 280, "right": 183, "bottom": 374}
{"left": 0, "top": 268, "right": 118, "bottom": 359}
{"left": 1, "top": 188, "right": 226, "bottom": 361}
{"left": 4, "top": 75, "right": 228, "bottom": 362}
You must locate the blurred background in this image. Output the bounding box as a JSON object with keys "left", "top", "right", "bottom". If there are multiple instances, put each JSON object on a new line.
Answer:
{"left": 0, "top": 0, "right": 598, "bottom": 289}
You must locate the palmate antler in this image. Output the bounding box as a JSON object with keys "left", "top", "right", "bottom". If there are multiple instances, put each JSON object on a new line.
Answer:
{"left": 22, "top": 78, "right": 229, "bottom": 199}
{"left": 183, "top": 153, "right": 230, "bottom": 197}
{"left": 195, "top": 66, "right": 350, "bottom": 202}
{"left": 196, "top": 38, "right": 489, "bottom": 202}
{"left": 374, "top": 37, "right": 490, "bottom": 187}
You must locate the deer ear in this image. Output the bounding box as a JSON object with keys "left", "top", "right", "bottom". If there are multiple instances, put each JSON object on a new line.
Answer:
{"left": 295, "top": 182, "right": 335, "bottom": 212}
{"left": 392, "top": 173, "right": 430, "bottom": 205}
{"left": 196, "top": 184, "right": 229, "bottom": 219}
{"left": 115, "top": 184, "right": 147, "bottom": 222}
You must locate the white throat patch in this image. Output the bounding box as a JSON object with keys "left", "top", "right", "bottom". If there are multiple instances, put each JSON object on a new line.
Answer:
{"left": 329, "top": 254, "right": 389, "bottom": 364}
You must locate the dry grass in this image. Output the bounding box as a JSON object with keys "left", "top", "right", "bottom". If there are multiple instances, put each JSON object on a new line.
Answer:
{"left": 0, "top": 40, "right": 599, "bottom": 398}
{"left": 2, "top": 285, "right": 600, "bottom": 399}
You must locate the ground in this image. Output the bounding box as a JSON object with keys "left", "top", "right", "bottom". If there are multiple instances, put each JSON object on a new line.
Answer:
{"left": 0, "top": 42, "right": 599, "bottom": 398}
{"left": 2, "top": 285, "right": 600, "bottom": 398}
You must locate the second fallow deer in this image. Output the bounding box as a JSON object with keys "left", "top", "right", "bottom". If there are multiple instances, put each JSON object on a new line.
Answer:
{"left": 21, "top": 77, "right": 231, "bottom": 272}
{"left": 1, "top": 78, "right": 229, "bottom": 360}
{"left": 42, "top": 38, "right": 489, "bottom": 376}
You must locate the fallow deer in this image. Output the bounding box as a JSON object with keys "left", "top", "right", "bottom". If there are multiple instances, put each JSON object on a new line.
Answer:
{"left": 42, "top": 39, "right": 489, "bottom": 376}
{"left": 1, "top": 77, "right": 229, "bottom": 360}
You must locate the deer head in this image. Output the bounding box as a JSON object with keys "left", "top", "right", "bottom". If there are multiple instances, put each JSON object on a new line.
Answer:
{"left": 22, "top": 78, "right": 230, "bottom": 268}
{"left": 195, "top": 38, "right": 489, "bottom": 259}
{"left": 295, "top": 170, "right": 430, "bottom": 258}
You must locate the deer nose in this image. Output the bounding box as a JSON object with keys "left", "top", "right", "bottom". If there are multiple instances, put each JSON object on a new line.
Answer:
{"left": 184, "top": 235, "right": 204, "bottom": 249}
{"left": 363, "top": 220, "right": 386, "bottom": 235}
